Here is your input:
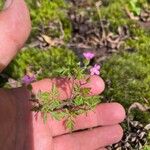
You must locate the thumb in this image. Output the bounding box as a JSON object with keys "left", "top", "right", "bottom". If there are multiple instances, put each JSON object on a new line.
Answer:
{"left": 0, "top": 0, "right": 31, "bottom": 72}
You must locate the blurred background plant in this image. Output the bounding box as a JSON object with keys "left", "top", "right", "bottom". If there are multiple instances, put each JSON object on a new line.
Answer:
{"left": 128, "top": 0, "right": 141, "bottom": 16}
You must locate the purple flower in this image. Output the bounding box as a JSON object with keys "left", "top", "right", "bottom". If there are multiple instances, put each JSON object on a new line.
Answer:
{"left": 22, "top": 75, "right": 35, "bottom": 85}
{"left": 90, "top": 64, "right": 101, "bottom": 75}
{"left": 83, "top": 52, "right": 95, "bottom": 60}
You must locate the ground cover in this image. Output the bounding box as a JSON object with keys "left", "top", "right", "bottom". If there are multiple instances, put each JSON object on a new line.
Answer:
{"left": 0, "top": 0, "right": 150, "bottom": 149}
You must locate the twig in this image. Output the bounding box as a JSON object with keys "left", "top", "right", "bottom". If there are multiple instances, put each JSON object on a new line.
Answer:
{"left": 124, "top": 6, "right": 139, "bottom": 20}
{"left": 58, "top": 20, "right": 65, "bottom": 39}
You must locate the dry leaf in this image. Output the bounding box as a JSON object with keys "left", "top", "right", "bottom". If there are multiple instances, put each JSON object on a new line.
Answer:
{"left": 145, "top": 124, "right": 150, "bottom": 130}
{"left": 38, "top": 34, "right": 64, "bottom": 47}
{"left": 128, "top": 102, "right": 150, "bottom": 114}
{"left": 125, "top": 6, "right": 139, "bottom": 20}
{"left": 41, "top": 35, "right": 54, "bottom": 45}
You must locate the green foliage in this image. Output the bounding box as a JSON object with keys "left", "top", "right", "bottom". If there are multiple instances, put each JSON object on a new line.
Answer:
{"left": 143, "top": 146, "right": 150, "bottom": 150}
{"left": 27, "top": 0, "right": 67, "bottom": 23}
{"left": 36, "top": 85, "right": 62, "bottom": 121}
{"left": 131, "top": 109, "right": 150, "bottom": 124}
{"left": 129, "top": 0, "right": 141, "bottom": 16}
{"left": 101, "top": 48, "right": 150, "bottom": 107}
{"left": 95, "top": 0, "right": 130, "bottom": 27}
{"left": 19, "top": 48, "right": 100, "bottom": 130}
{"left": 73, "top": 84, "right": 100, "bottom": 108}
{"left": 65, "top": 116, "right": 75, "bottom": 131}
{"left": 143, "top": 132, "right": 150, "bottom": 149}
{"left": 33, "top": 79, "right": 101, "bottom": 130}
{"left": 101, "top": 26, "right": 150, "bottom": 123}
{"left": 4, "top": 47, "right": 78, "bottom": 80}
{"left": 94, "top": 0, "right": 148, "bottom": 28}
{"left": 0, "top": 0, "right": 4, "bottom": 9}
{"left": 26, "top": 0, "right": 71, "bottom": 41}
{"left": 54, "top": 62, "right": 86, "bottom": 79}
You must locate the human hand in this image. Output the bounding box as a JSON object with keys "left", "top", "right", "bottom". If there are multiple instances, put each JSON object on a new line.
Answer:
{"left": 0, "top": 0, "right": 125, "bottom": 150}
{"left": 0, "top": 76, "right": 125, "bottom": 150}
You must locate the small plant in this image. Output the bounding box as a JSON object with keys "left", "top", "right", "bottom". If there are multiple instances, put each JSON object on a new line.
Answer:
{"left": 129, "top": 0, "right": 141, "bottom": 16}
{"left": 144, "top": 132, "right": 150, "bottom": 150}
{"left": 23, "top": 52, "right": 101, "bottom": 130}
{"left": 143, "top": 145, "right": 150, "bottom": 150}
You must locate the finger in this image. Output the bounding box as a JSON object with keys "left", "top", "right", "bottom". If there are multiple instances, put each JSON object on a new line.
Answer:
{"left": 31, "top": 75, "right": 105, "bottom": 100}
{"left": 0, "top": 0, "right": 31, "bottom": 72}
{"left": 50, "top": 103, "right": 125, "bottom": 136}
{"left": 30, "top": 112, "right": 53, "bottom": 150}
{"left": 11, "top": 87, "right": 53, "bottom": 150}
{"left": 53, "top": 125, "right": 123, "bottom": 150}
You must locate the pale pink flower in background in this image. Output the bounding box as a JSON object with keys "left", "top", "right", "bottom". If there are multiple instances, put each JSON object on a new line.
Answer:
{"left": 83, "top": 52, "right": 95, "bottom": 60}
{"left": 90, "top": 64, "right": 101, "bottom": 75}
{"left": 22, "top": 75, "right": 35, "bottom": 85}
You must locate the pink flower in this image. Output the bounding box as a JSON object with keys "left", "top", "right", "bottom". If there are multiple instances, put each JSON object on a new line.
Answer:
{"left": 90, "top": 64, "right": 100, "bottom": 75}
{"left": 22, "top": 75, "right": 35, "bottom": 85}
{"left": 83, "top": 52, "right": 95, "bottom": 60}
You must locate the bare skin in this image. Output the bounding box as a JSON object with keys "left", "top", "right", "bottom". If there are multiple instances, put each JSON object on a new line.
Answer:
{"left": 0, "top": 0, "right": 126, "bottom": 150}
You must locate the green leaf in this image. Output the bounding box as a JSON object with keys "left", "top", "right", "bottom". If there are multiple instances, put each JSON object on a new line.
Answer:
{"left": 43, "top": 113, "right": 48, "bottom": 123}
{"left": 49, "top": 100, "right": 61, "bottom": 111}
{"left": 65, "top": 118, "right": 75, "bottom": 131}
{"left": 74, "top": 96, "right": 84, "bottom": 106}
{"left": 143, "top": 145, "right": 150, "bottom": 150}
{"left": 129, "top": 0, "right": 141, "bottom": 16}
{"left": 80, "top": 87, "right": 91, "bottom": 96}
{"left": 37, "top": 91, "right": 50, "bottom": 102}
{"left": 50, "top": 111, "right": 66, "bottom": 120}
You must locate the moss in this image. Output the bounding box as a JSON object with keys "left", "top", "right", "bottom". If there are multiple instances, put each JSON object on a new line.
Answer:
{"left": 4, "top": 47, "right": 78, "bottom": 80}
{"left": 143, "top": 132, "right": 150, "bottom": 149}
{"left": 26, "top": 0, "right": 72, "bottom": 41}
{"left": 98, "top": 1, "right": 150, "bottom": 117}
{"left": 0, "top": 1, "right": 1, "bottom": 6}
{"left": 93, "top": 0, "right": 149, "bottom": 29}
{"left": 101, "top": 46, "right": 150, "bottom": 106}
{"left": 131, "top": 109, "right": 150, "bottom": 124}
{"left": 101, "top": 25, "right": 150, "bottom": 122}
{"left": 0, "top": 1, "right": 3, "bottom": 9}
